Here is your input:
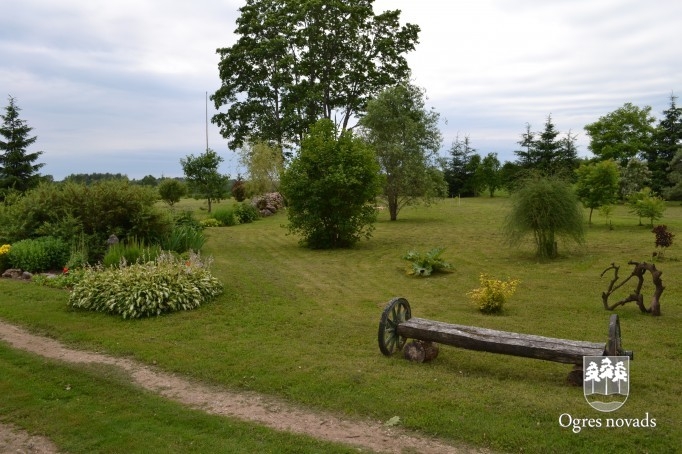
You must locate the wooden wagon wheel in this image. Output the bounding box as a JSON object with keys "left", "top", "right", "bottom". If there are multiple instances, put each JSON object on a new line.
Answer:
{"left": 378, "top": 297, "right": 412, "bottom": 356}
{"left": 606, "top": 314, "right": 623, "bottom": 356}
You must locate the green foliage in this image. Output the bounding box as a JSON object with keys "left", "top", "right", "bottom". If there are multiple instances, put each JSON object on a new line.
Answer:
{"left": 69, "top": 252, "right": 223, "bottom": 319}
{"left": 443, "top": 135, "right": 478, "bottom": 197}
{"left": 200, "top": 218, "right": 222, "bottom": 228}
{"left": 212, "top": 208, "right": 237, "bottom": 226}
{"left": 0, "top": 180, "right": 170, "bottom": 261}
{"left": 102, "top": 238, "right": 161, "bottom": 268}
{"left": 212, "top": 0, "right": 419, "bottom": 151}
{"left": 504, "top": 176, "right": 584, "bottom": 259}
{"left": 628, "top": 188, "right": 666, "bottom": 226}
{"left": 159, "top": 225, "right": 206, "bottom": 254}
{"left": 31, "top": 268, "right": 87, "bottom": 289}
{"left": 0, "top": 96, "right": 44, "bottom": 194}
{"left": 514, "top": 117, "right": 579, "bottom": 178}
{"left": 467, "top": 274, "right": 520, "bottom": 314}
{"left": 157, "top": 178, "right": 187, "bottom": 206}
{"left": 402, "top": 247, "right": 453, "bottom": 276}
{"left": 7, "top": 236, "right": 69, "bottom": 272}
{"left": 239, "top": 142, "right": 284, "bottom": 196}
{"left": 234, "top": 202, "right": 260, "bottom": 224}
{"left": 359, "top": 83, "right": 443, "bottom": 220}
{"left": 180, "top": 149, "right": 229, "bottom": 213}
{"left": 575, "top": 159, "right": 621, "bottom": 224}
{"left": 280, "top": 119, "right": 381, "bottom": 249}
{"left": 477, "top": 152, "right": 502, "bottom": 197}
{"left": 584, "top": 102, "right": 656, "bottom": 165}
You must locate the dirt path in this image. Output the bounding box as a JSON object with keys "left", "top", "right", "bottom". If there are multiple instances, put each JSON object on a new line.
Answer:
{"left": 0, "top": 320, "right": 487, "bottom": 454}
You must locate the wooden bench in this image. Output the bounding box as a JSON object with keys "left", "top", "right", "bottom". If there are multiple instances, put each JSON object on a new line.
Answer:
{"left": 377, "top": 297, "right": 634, "bottom": 384}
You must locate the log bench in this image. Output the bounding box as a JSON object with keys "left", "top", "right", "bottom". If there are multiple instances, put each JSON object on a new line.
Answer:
{"left": 377, "top": 297, "right": 634, "bottom": 384}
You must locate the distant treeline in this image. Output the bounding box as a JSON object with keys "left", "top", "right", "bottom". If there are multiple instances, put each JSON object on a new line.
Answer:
{"left": 60, "top": 173, "right": 184, "bottom": 186}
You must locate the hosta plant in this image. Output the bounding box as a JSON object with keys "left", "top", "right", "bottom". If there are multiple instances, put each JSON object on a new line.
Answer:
{"left": 69, "top": 251, "right": 223, "bottom": 319}
{"left": 403, "top": 247, "right": 453, "bottom": 277}
{"left": 467, "top": 274, "right": 520, "bottom": 314}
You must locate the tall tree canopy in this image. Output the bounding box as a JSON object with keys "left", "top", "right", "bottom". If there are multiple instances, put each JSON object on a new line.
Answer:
{"left": 0, "top": 96, "right": 44, "bottom": 194}
{"left": 211, "top": 0, "right": 420, "bottom": 153}
{"left": 359, "top": 83, "right": 443, "bottom": 221}
{"left": 650, "top": 94, "right": 682, "bottom": 196}
{"left": 443, "top": 135, "right": 478, "bottom": 197}
{"left": 280, "top": 119, "right": 381, "bottom": 249}
{"left": 514, "top": 115, "right": 578, "bottom": 177}
{"left": 584, "top": 102, "right": 656, "bottom": 166}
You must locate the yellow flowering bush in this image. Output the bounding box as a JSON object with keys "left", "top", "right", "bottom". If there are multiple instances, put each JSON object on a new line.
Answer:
{"left": 467, "top": 274, "right": 520, "bottom": 314}
{"left": 0, "top": 244, "right": 10, "bottom": 272}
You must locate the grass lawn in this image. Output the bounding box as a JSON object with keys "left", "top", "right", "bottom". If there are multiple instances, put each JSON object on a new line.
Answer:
{"left": 1, "top": 196, "right": 681, "bottom": 453}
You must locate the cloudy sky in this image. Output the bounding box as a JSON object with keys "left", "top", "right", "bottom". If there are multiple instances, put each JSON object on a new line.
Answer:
{"left": 2, "top": 0, "right": 681, "bottom": 180}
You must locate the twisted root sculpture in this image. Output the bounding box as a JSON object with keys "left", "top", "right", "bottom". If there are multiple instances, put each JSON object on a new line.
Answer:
{"left": 601, "top": 261, "right": 663, "bottom": 316}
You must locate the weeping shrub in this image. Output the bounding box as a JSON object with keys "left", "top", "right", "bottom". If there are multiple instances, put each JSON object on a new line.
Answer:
{"left": 503, "top": 176, "right": 584, "bottom": 259}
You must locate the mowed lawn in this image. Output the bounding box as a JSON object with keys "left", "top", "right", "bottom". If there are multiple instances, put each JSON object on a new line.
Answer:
{"left": 1, "top": 196, "right": 681, "bottom": 453}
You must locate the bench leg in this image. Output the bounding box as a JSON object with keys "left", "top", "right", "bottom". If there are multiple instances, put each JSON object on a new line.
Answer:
{"left": 403, "top": 340, "right": 439, "bottom": 363}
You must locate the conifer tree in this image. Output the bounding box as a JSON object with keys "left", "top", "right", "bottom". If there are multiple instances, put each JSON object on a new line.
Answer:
{"left": 0, "top": 96, "right": 44, "bottom": 194}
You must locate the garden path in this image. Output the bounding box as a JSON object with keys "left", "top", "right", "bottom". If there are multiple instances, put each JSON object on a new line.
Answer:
{"left": 0, "top": 319, "right": 488, "bottom": 454}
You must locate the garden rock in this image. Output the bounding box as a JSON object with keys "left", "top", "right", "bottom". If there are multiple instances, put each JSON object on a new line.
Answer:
{"left": 2, "top": 269, "right": 25, "bottom": 279}
{"left": 251, "top": 192, "right": 284, "bottom": 217}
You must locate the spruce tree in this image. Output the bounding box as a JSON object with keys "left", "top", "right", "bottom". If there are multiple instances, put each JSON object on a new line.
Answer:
{"left": 0, "top": 96, "right": 44, "bottom": 194}
{"left": 651, "top": 94, "right": 682, "bottom": 196}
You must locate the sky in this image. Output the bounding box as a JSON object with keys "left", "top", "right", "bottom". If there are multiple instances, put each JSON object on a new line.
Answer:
{"left": 2, "top": 0, "right": 681, "bottom": 180}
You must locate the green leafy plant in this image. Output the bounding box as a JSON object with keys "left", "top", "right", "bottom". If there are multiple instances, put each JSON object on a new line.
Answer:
{"left": 234, "top": 202, "right": 260, "bottom": 224}
{"left": 159, "top": 225, "right": 206, "bottom": 254}
{"left": 69, "top": 251, "right": 223, "bottom": 319}
{"left": 200, "top": 218, "right": 222, "bottom": 228}
{"left": 7, "top": 236, "right": 69, "bottom": 272}
{"left": 212, "top": 208, "right": 237, "bottom": 226}
{"left": 402, "top": 247, "right": 453, "bottom": 276}
{"left": 467, "top": 273, "right": 520, "bottom": 314}
{"left": 32, "top": 267, "right": 87, "bottom": 289}
{"left": 102, "top": 237, "right": 161, "bottom": 268}
{"left": 628, "top": 188, "right": 666, "bottom": 226}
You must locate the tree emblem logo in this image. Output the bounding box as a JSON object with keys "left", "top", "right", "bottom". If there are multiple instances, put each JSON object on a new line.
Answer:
{"left": 583, "top": 356, "right": 630, "bottom": 412}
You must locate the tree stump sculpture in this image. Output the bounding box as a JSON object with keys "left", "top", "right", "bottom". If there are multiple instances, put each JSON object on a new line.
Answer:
{"left": 601, "top": 261, "right": 663, "bottom": 316}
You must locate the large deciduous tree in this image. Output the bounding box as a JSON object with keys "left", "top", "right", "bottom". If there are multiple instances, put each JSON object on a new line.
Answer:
{"left": 477, "top": 152, "right": 502, "bottom": 197}
{"left": 239, "top": 141, "right": 284, "bottom": 196}
{"left": 211, "top": 0, "right": 420, "bottom": 153}
{"left": 280, "top": 119, "right": 381, "bottom": 249}
{"left": 359, "top": 83, "right": 443, "bottom": 221}
{"left": 574, "top": 160, "right": 620, "bottom": 224}
{"left": 180, "top": 149, "right": 229, "bottom": 213}
{"left": 0, "top": 96, "right": 44, "bottom": 195}
{"left": 584, "top": 102, "right": 656, "bottom": 166}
